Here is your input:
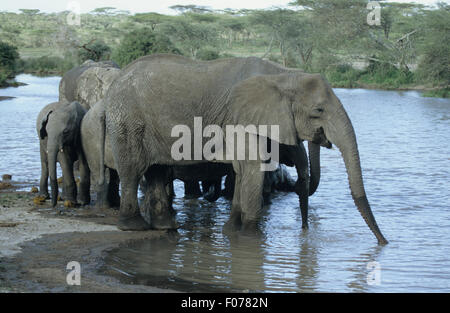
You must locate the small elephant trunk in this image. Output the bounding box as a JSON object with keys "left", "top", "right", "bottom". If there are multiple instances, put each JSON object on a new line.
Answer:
{"left": 291, "top": 143, "right": 310, "bottom": 229}
{"left": 48, "top": 148, "right": 59, "bottom": 207}
{"left": 308, "top": 142, "right": 320, "bottom": 196}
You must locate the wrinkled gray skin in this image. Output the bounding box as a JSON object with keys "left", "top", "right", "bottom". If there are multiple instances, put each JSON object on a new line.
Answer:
{"left": 81, "top": 100, "right": 120, "bottom": 209}
{"left": 59, "top": 60, "right": 120, "bottom": 111}
{"left": 101, "top": 54, "right": 387, "bottom": 244}
{"left": 37, "top": 101, "right": 89, "bottom": 207}
{"left": 60, "top": 61, "right": 121, "bottom": 207}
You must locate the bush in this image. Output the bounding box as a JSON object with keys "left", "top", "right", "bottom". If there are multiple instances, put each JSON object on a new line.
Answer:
{"left": 112, "top": 28, "right": 180, "bottom": 67}
{"left": 0, "top": 41, "right": 19, "bottom": 72}
{"left": 0, "top": 41, "right": 19, "bottom": 85}
{"left": 359, "top": 62, "right": 414, "bottom": 88}
{"left": 19, "top": 56, "right": 76, "bottom": 74}
{"left": 78, "top": 40, "right": 111, "bottom": 63}
{"left": 196, "top": 48, "right": 219, "bottom": 61}
{"left": 324, "top": 64, "right": 361, "bottom": 88}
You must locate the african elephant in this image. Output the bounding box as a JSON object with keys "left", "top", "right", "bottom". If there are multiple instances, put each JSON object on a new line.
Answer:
{"left": 100, "top": 54, "right": 387, "bottom": 244}
{"left": 79, "top": 99, "right": 116, "bottom": 209}
{"left": 59, "top": 60, "right": 120, "bottom": 111}
{"left": 36, "top": 101, "right": 89, "bottom": 207}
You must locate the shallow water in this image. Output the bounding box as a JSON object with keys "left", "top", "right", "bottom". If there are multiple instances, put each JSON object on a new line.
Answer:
{"left": 1, "top": 75, "right": 450, "bottom": 292}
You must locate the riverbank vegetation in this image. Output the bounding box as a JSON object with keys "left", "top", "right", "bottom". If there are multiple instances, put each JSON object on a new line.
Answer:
{"left": 0, "top": 1, "right": 448, "bottom": 96}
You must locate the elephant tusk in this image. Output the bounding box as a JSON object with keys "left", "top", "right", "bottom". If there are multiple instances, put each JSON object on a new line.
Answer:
{"left": 60, "top": 148, "right": 64, "bottom": 153}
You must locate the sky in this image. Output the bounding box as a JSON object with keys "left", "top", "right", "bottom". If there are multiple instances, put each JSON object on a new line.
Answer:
{"left": 0, "top": 0, "right": 446, "bottom": 14}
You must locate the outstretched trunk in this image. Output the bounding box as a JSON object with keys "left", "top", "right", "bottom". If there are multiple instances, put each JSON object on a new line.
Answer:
{"left": 48, "top": 148, "right": 59, "bottom": 207}
{"left": 308, "top": 142, "right": 320, "bottom": 196}
{"left": 327, "top": 106, "right": 388, "bottom": 245}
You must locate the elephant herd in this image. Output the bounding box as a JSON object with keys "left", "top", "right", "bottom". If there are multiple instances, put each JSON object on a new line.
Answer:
{"left": 36, "top": 55, "right": 388, "bottom": 245}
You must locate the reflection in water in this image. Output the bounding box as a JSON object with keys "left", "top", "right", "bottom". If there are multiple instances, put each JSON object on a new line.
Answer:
{"left": 2, "top": 76, "right": 450, "bottom": 292}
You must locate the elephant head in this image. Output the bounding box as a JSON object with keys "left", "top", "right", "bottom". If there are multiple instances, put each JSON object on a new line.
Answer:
{"left": 59, "top": 60, "right": 120, "bottom": 110}
{"left": 229, "top": 73, "right": 388, "bottom": 245}
{"left": 39, "top": 101, "right": 86, "bottom": 206}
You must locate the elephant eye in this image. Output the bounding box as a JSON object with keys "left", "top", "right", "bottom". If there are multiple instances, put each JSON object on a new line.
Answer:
{"left": 310, "top": 108, "right": 324, "bottom": 118}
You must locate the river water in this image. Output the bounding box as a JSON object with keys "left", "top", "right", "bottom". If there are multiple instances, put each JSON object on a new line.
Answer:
{"left": 1, "top": 74, "right": 449, "bottom": 292}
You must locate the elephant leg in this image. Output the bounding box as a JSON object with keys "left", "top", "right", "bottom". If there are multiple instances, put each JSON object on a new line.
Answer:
{"left": 184, "top": 180, "right": 202, "bottom": 198}
{"left": 262, "top": 171, "right": 273, "bottom": 203}
{"left": 116, "top": 165, "right": 150, "bottom": 231}
{"left": 39, "top": 144, "right": 50, "bottom": 199}
{"left": 77, "top": 150, "right": 90, "bottom": 205}
{"left": 60, "top": 153, "right": 77, "bottom": 204}
{"left": 222, "top": 171, "right": 235, "bottom": 199}
{"left": 143, "top": 165, "right": 178, "bottom": 230}
{"left": 92, "top": 165, "right": 109, "bottom": 209}
{"left": 166, "top": 180, "right": 175, "bottom": 203}
{"left": 224, "top": 164, "right": 243, "bottom": 232}
{"left": 238, "top": 162, "right": 265, "bottom": 234}
{"left": 202, "top": 179, "right": 222, "bottom": 202}
{"left": 107, "top": 169, "right": 121, "bottom": 208}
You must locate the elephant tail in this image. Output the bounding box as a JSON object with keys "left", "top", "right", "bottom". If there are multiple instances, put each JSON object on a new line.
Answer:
{"left": 98, "top": 103, "right": 106, "bottom": 188}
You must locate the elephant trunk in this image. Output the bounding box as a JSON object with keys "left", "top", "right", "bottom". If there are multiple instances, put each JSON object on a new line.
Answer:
{"left": 292, "top": 144, "right": 310, "bottom": 229}
{"left": 308, "top": 142, "right": 320, "bottom": 196}
{"left": 48, "top": 148, "right": 59, "bottom": 207}
{"left": 326, "top": 107, "right": 388, "bottom": 245}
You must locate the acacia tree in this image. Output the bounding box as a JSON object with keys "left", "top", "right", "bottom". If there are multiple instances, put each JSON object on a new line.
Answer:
{"left": 416, "top": 2, "right": 450, "bottom": 85}
{"left": 0, "top": 41, "right": 19, "bottom": 85}
{"left": 160, "top": 17, "right": 219, "bottom": 58}
{"left": 112, "top": 28, "right": 179, "bottom": 67}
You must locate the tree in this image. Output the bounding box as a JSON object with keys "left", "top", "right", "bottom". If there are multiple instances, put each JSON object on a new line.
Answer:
{"left": 112, "top": 28, "right": 180, "bottom": 67}
{"left": 0, "top": 41, "right": 19, "bottom": 85}
{"left": 416, "top": 2, "right": 450, "bottom": 85}
{"left": 0, "top": 41, "right": 19, "bottom": 71}
{"left": 78, "top": 40, "right": 111, "bottom": 62}
{"left": 160, "top": 17, "right": 219, "bottom": 58}
{"left": 250, "top": 9, "right": 314, "bottom": 68}
{"left": 132, "top": 13, "right": 168, "bottom": 30}
{"left": 169, "top": 5, "right": 212, "bottom": 14}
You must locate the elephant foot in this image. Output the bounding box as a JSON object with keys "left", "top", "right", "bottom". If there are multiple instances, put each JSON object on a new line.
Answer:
{"left": 150, "top": 213, "right": 179, "bottom": 230}
{"left": 223, "top": 214, "right": 242, "bottom": 233}
{"left": 78, "top": 195, "right": 91, "bottom": 206}
{"left": 39, "top": 192, "right": 50, "bottom": 200}
{"left": 184, "top": 194, "right": 201, "bottom": 199}
{"left": 203, "top": 191, "right": 220, "bottom": 202}
{"left": 64, "top": 200, "right": 78, "bottom": 208}
{"left": 118, "top": 214, "right": 151, "bottom": 231}
{"left": 240, "top": 220, "right": 262, "bottom": 237}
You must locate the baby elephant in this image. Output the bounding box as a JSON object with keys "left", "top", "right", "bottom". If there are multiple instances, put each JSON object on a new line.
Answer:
{"left": 80, "top": 100, "right": 120, "bottom": 209}
{"left": 37, "top": 101, "right": 90, "bottom": 207}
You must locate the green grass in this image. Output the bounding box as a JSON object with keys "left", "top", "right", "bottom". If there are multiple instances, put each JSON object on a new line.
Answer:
{"left": 19, "top": 47, "right": 62, "bottom": 59}
{"left": 421, "top": 88, "right": 449, "bottom": 98}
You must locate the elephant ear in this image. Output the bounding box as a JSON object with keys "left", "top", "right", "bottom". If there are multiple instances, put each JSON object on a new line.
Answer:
{"left": 39, "top": 110, "right": 53, "bottom": 139}
{"left": 227, "top": 75, "right": 297, "bottom": 146}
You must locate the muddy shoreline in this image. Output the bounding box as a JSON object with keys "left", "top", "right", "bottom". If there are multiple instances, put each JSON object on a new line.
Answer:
{"left": 0, "top": 187, "right": 179, "bottom": 293}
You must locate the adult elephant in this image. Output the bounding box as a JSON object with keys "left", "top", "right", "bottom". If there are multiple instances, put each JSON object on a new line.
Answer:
{"left": 59, "top": 60, "right": 120, "bottom": 110}
{"left": 37, "top": 101, "right": 89, "bottom": 207}
{"left": 100, "top": 54, "right": 387, "bottom": 244}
